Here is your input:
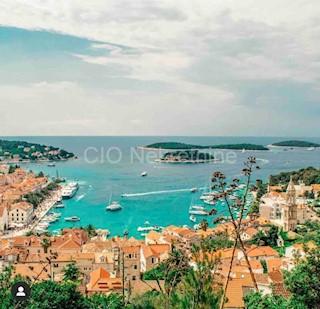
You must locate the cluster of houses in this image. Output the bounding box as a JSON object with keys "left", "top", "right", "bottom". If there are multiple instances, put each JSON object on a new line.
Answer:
{"left": 0, "top": 165, "right": 319, "bottom": 307}
{"left": 0, "top": 165, "right": 49, "bottom": 231}
{"left": 259, "top": 176, "right": 320, "bottom": 232}
{"left": 0, "top": 220, "right": 315, "bottom": 307}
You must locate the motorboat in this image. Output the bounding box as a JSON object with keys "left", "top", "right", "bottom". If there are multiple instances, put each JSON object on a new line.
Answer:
{"left": 190, "top": 205, "right": 206, "bottom": 211}
{"left": 189, "top": 215, "right": 196, "bottom": 222}
{"left": 203, "top": 199, "right": 216, "bottom": 206}
{"left": 64, "top": 216, "right": 80, "bottom": 222}
{"left": 190, "top": 187, "right": 198, "bottom": 193}
{"left": 106, "top": 201, "right": 122, "bottom": 211}
{"left": 62, "top": 184, "right": 78, "bottom": 199}
{"left": 141, "top": 171, "right": 148, "bottom": 177}
{"left": 189, "top": 208, "right": 208, "bottom": 215}
{"left": 54, "top": 201, "right": 65, "bottom": 208}
{"left": 47, "top": 163, "right": 55, "bottom": 167}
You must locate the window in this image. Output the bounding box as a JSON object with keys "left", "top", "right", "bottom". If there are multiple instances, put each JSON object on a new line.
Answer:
{"left": 132, "top": 276, "right": 136, "bottom": 280}
{"left": 134, "top": 265, "right": 138, "bottom": 270}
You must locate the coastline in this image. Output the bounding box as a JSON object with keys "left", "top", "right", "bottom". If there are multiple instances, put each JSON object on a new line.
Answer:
{"left": 1, "top": 157, "right": 77, "bottom": 165}
{"left": 137, "top": 146, "right": 270, "bottom": 152}
{"left": 2, "top": 187, "right": 62, "bottom": 238}
{"left": 154, "top": 158, "right": 221, "bottom": 163}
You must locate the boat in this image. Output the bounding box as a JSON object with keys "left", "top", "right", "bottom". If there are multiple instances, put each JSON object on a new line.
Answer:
{"left": 106, "top": 201, "right": 123, "bottom": 211}
{"left": 141, "top": 171, "right": 148, "bottom": 177}
{"left": 106, "top": 187, "right": 123, "bottom": 211}
{"left": 189, "top": 215, "right": 196, "bottom": 222}
{"left": 200, "top": 191, "right": 218, "bottom": 200}
{"left": 307, "top": 147, "right": 315, "bottom": 151}
{"left": 189, "top": 208, "right": 208, "bottom": 215}
{"left": 203, "top": 199, "right": 216, "bottom": 206}
{"left": 190, "top": 187, "right": 198, "bottom": 193}
{"left": 190, "top": 205, "right": 206, "bottom": 211}
{"left": 54, "top": 201, "right": 65, "bottom": 208}
{"left": 47, "top": 163, "right": 55, "bottom": 167}
{"left": 193, "top": 224, "right": 201, "bottom": 230}
{"left": 242, "top": 148, "right": 245, "bottom": 153}
{"left": 64, "top": 216, "right": 80, "bottom": 222}
{"left": 144, "top": 221, "right": 150, "bottom": 225}
{"left": 61, "top": 182, "right": 79, "bottom": 199}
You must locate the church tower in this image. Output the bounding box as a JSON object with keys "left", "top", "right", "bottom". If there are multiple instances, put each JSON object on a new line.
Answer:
{"left": 283, "top": 176, "right": 297, "bottom": 231}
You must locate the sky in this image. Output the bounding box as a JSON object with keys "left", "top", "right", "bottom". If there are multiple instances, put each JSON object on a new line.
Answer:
{"left": 0, "top": 0, "right": 319, "bottom": 136}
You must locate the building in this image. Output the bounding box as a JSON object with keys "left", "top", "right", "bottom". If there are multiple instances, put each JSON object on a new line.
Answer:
{"left": 0, "top": 205, "right": 8, "bottom": 232}
{"left": 86, "top": 268, "right": 123, "bottom": 295}
{"left": 260, "top": 177, "right": 301, "bottom": 232}
{"left": 140, "top": 244, "right": 170, "bottom": 272}
{"left": 9, "top": 202, "right": 33, "bottom": 226}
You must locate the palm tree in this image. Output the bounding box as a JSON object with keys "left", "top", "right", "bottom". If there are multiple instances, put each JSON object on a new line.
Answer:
{"left": 41, "top": 238, "right": 50, "bottom": 254}
{"left": 200, "top": 219, "right": 209, "bottom": 232}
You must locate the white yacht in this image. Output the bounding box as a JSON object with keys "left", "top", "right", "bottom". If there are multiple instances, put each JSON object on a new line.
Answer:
{"left": 141, "top": 171, "right": 148, "bottom": 177}
{"left": 307, "top": 147, "right": 315, "bottom": 151}
{"left": 189, "top": 215, "right": 196, "bottom": 223}
{"left": 191, "top": 205, "right": 206, "bottom": 211}
{"left": 189, "top": 208, "right": 208, "bottom": 215}
{"left": 64, "top": 216, "right": 80, "bottom": 222}
{"left": 61, "top": 182, "right": 79, "bottom": 199}
{"left": 54, "top": 201, "right": 65, "bottom": 208}
{"left": 106, "top": 201, "right": 122, "bottom": 211}
{"left": 203, "top": 199, "right": 216, "bottom": 206}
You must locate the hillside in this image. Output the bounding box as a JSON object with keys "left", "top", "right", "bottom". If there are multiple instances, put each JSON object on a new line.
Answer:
{"left": 144, "top": 142, "right": 269, "bottom": 151}
{"left": 0, "top": 139, "right": 76, "bottom": 162}
{"left": 271, "top": 140, "right": 319, "bottom": 148}
{"left": 269, "top": 167, "right": 320, "bottom": 186}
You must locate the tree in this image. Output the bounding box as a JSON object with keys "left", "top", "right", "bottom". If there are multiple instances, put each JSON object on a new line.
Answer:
{"left": 62, "top": 263, "right": 81, "bottom": 283}
{"left": 41, "top": 238, "right": 50, "bottom": 254}
{"left": 81, "top": 224, "right": 98, "bottom": 238}
{"left": 244, "top": 292, "right": 289, "bottom": 309}
{"left": 284, "top": 248, "right": 320, "bottom": 308}
{"left": 200, "top": 219, "right": 209, "bottom": 232}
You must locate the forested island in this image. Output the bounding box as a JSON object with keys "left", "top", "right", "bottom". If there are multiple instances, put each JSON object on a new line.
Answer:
{"left": 270, "top": 140, "right": 320, "bottom": 148}
{"left": 0, "top": 139, "right": 76, "bottom": 163}
{"left": 140, "top": 142, "right": 269, "bottom": 151}
{"left": 156, "top": 150, "right": 217, "bottom": 163}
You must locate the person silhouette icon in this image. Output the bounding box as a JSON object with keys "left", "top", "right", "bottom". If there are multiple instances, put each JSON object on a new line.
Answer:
{"left": 16, "top": 286, "right": 26, "bottom": 297}
{"left": 11, "top": 281, "right": 31, "bottom": 301}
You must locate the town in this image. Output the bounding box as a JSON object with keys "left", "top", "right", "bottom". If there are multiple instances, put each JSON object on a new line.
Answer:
{"left": 0, "top": 162, "right": 320, "bottom": 308}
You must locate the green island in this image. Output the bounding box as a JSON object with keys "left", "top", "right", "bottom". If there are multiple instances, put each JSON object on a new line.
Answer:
{"left": 270, "top": 140, "right": 320, "bottom": 148}
{"left": 141, "top": 141, "right": 269, "bottom": 151}
{"left": 0, "top": 139, "right": 76, "bottom": 163}
{"left": 156, "top": 149, "right": 217, "bottom": 163}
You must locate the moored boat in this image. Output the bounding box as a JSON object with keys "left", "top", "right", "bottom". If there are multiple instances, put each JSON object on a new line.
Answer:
{"left": 189, "top": 215, "right": 196, "bottom": 222}
{"left": 64, "top": 216, "right": 80, "bottom": 222}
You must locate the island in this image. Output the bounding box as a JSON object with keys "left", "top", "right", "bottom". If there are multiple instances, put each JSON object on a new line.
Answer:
{"left": 139, "top": 142, "right": 269, "bottom": 151}
{"left": 0, "top": 139, "right": 76, "bottom": 163}
{"left": 269, "top": 140, "right": 320, "bottom": 148}
{"left": 155, "top": 150, "right": 217, "bottom": 163}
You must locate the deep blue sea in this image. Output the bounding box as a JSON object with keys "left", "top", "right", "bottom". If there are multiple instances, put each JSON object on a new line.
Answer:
{"left": 3, "top": 136, "right": 320, "bottom": 238}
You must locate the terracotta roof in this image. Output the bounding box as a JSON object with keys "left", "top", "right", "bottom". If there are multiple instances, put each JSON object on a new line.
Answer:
{"left": 245, "top": 245, "right": 279, "bottom": 258}
{"left": 272, "top": 283, "right": 291, "bottom": 299}
{"left": 10, "top": 202, "right": 33, "bottom": 211}
{"left": 268, "top": 270, "right": 284, "bottom": 283}
{"left": 141, "top": 244, "right": 170, "bottom": 259}
{"left": 88, "top": 268, "right": 122, "bottom": 291}
{"left": 243, "top": 227, "right": 258, "bottom": 237}
{"left": 266, "top": 258, "right": 284, "bottom": 272}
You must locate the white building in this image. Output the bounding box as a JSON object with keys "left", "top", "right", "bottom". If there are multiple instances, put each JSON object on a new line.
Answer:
{"left": 9, "top": 202, "right": 33, "bottom": 226}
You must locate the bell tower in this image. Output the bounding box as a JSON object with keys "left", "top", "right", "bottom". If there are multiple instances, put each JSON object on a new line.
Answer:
{"left": 283, "top": 176, "right": 297, "bottom": 231}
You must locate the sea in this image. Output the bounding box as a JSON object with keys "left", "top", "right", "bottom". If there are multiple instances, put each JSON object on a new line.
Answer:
{"left": 2, "top": 136, "right": 320, "bottom": 238}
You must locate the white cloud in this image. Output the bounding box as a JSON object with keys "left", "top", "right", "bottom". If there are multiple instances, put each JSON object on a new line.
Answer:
{"left": 1, "top": 1, "right": 320, "bottom": 135}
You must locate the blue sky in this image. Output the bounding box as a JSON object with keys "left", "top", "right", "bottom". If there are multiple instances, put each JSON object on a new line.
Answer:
{"left": 0, "top": 0, "right": 319, "bottom": 136}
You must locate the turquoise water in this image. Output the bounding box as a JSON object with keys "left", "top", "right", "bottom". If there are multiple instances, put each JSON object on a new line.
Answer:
{"left": 4, "top": 136, "right": 320, "bottom": 238}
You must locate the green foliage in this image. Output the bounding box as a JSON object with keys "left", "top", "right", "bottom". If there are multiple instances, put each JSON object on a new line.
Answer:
{"left": 62, "top": 263, "right": 81, "bottom": 283}
{"left": 80, "top": 224, "right": 98, "bottom": 238}
{"left": 269, "top": 167, "right": 320, "bottom": 186}
{"left": 251, "top": 225, "right": 279, "bottom": 247}
{"left": 244, "top": 292, "right": 290, "bottom": 309}
{"left": 24, "top": 182, "right": 59, "bottom": 209}
{"left": 145, "top": 142, "right": 268, "bottom": 151}
{"left": 0, "top": 139, "right": 75, "bottom": 162}
{"left": 162, "top": 150, "right": 214, "bottom": 161}
{"left": 271, "top": 140, "right": 319, "bottom": 148}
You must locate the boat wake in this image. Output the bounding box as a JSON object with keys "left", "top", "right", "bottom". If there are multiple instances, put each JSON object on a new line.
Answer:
{"left": 256, "top": 158, "right": 270, "bottom": 164}
{"left": 75, "top": 194, "right": 86, "bottom": 201}
{"left": 122, "top": 188, "right": 199, "bottom": 197}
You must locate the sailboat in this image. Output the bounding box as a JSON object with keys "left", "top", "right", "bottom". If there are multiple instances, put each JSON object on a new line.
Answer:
{"left": 106, "top": 187, "right": 122, "bottom": 211}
